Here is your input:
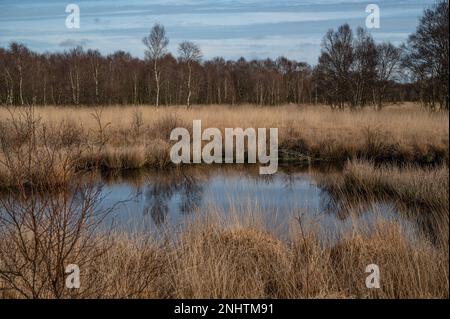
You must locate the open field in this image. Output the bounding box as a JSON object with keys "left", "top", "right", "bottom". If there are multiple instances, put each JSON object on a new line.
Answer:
{"left": 0, "top": 103, "right": 448, "bottom": 189}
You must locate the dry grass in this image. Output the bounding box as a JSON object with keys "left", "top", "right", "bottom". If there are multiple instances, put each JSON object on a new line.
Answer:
{"left": 0, "top": 103, "right": 447, "bottom": 175}
{"left": 0, "top": 104, "right": 448, "bottom": 299}
{"left": 1, "top": 208, "right": 447, "bottom": 299}
{"left": 321, "top": 161, "right": 449, "bottom": 211}
{"left": 319, "top": 160, "right": 449, "bottom": 247}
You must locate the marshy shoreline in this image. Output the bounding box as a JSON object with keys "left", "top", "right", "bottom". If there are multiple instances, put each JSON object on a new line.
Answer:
{"left": 0, "top": 103, "right": 448, "bottom": 299}
{"left": 0, "top": 103, "right": 448, "bottom": 188}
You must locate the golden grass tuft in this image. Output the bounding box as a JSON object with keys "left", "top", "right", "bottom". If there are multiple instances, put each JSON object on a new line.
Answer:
{"left": 321, "top": 160, "right": 449, "bottom": 211}
{"left": 1, "top": 206, "right": 448, "bottom": 299}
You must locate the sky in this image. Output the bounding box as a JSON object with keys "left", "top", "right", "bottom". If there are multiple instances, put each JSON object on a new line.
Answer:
{"left": 0, "top": 0, "right": 435, "bottom": 65}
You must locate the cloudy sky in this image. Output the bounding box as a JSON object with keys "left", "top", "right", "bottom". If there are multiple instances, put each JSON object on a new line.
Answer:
{"left": 0, "top": 0, "right": 434, "bottom": 64}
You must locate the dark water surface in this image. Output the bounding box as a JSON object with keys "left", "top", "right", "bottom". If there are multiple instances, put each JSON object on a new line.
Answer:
{"left": 92, "top": 165, "right": 425, "bottom": 241}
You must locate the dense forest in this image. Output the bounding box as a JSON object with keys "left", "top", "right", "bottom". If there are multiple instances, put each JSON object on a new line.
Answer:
{"left": 0, "top": 0, "right": 448, "bottom": 110}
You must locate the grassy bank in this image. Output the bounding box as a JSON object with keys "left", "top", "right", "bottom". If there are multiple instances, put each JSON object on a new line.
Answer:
{"left": 0, "top": 104, "right": 448, "bottom": 182}
{"left": 318, "top": 161, "right": 449, "bottom": 246}
{"left": 1, "top": 209, "right": 448, "bottom": 299}
{"left": 321, "top": 161, "right": 449, "bottom": 211}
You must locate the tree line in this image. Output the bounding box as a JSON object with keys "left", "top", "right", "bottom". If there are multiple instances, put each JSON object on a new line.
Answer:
{"left": 0, "top": 0, "right": 447, "bottom": 110}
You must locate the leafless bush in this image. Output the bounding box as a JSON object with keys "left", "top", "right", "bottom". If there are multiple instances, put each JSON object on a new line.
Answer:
{"left": 0, "top": 106, "right": 40, "bottom": 150}
{"left": 0, "top": 106, "right": 80, "bottom": 190}
{"left": 150, "top": 114, "right": 188, "bottom": 140}
{"left": 49, "top": 119, "right": 85, "bottom": 148}
{"left": 90, "top": 107, "right": 111, "bottom": 150}
{"left": 130, "top": 107, "right": 144, "bottom": 140}
{"left": 0, "top": 180, "right": 110, "bottom": 298}
{"left": 0, "top": 105, "right": 112, "bottom": 298}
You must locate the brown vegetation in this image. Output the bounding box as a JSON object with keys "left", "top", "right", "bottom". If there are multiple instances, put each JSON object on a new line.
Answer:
{"left": 0, "top": 0, "right": 447, "bottom": 301}
{"left": 319, "top": 160, "right": 449, "bottom": 247}
{"left": 0, "top": 103, "right": 448, "bottom": 299}
{"left": 321, "top": 160, "right": 449, "bottom": 211}
{"left": 1, "top": 104, "right": 447, "bottom": 188}
{"left": 1, "top": 208, "right": 448, "bottom": 299}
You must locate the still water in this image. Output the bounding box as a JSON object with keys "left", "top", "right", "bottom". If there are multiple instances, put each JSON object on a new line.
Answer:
{"left": 92, "top": 165, "right": 423, "bottom": 241}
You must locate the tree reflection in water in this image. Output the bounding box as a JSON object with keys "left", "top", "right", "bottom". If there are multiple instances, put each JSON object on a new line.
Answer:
{"left": 41, "top": 164, "right": 442, "bottom": 246}
{"left": 144, "top": 170, "right": 204, "bottom": 226}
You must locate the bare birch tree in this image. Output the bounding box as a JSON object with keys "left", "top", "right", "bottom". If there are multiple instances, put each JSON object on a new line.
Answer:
{"left": 178, "top": 41, "right": 202, "bottom": 108}
{"left": 143, "top": 23, "right": 169, "bottom": 108}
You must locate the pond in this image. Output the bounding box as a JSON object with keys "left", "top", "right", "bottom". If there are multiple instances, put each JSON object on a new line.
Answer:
{"left": 91, "top": 164, "right": 427, "bottom": 242}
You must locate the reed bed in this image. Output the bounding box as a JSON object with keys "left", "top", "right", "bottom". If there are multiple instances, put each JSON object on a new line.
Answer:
{"left": 0, "top": 104, "right": 448, "bottom": 176}
{"left": 1, "top": 208, "right": 448, "bottom": 299}
{"left": 321, "top": 161, "right": 449, "bottom": 211}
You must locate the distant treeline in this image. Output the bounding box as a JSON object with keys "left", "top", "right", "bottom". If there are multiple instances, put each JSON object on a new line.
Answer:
{"left": 0, "top": 0, "right": 448, "bottom": 110}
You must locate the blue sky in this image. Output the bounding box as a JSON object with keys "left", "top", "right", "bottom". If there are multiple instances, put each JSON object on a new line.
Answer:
{"left": 0, "top": 0, "right": 434, "bottom": 64}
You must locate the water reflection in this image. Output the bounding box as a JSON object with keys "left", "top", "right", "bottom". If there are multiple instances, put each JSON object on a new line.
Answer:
{"left": 324, "top": 190, "right": 448, "bottom": 245}
{"left": 1, "top": 164, "right": 444, "bottom": 244}
{"left": 142, "top": 171, "right": 204, "bottom": 226}
{"left": 95, "top": 165, "right": 330, "bottom": 229}
{"left": 97, "top": 165, "right": 444, "bottom": 245}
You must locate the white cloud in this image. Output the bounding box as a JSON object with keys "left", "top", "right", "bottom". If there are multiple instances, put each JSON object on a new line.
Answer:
{"left": 0, "top": 0, "right": 432, "bottom": 64}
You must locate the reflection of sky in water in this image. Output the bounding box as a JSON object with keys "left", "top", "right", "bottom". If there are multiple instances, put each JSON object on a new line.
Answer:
{"left": 97, "top": 168, "right": 419, "bottom": 242}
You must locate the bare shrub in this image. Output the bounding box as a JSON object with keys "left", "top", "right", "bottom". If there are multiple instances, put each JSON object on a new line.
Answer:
{"left": 150, "top": 114, "right": 188, "bottom": 140}
{"left": 50, "top": 119, "right": 85, "bottom": 148}
{"left": 90, "top": 107, "right": 111, "bottom": 150}
{"left": 0, "top": 106, "right": 111, "bottom": 298}
{"left": 130, "top": 107, "right": 144, "bottom": 140}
